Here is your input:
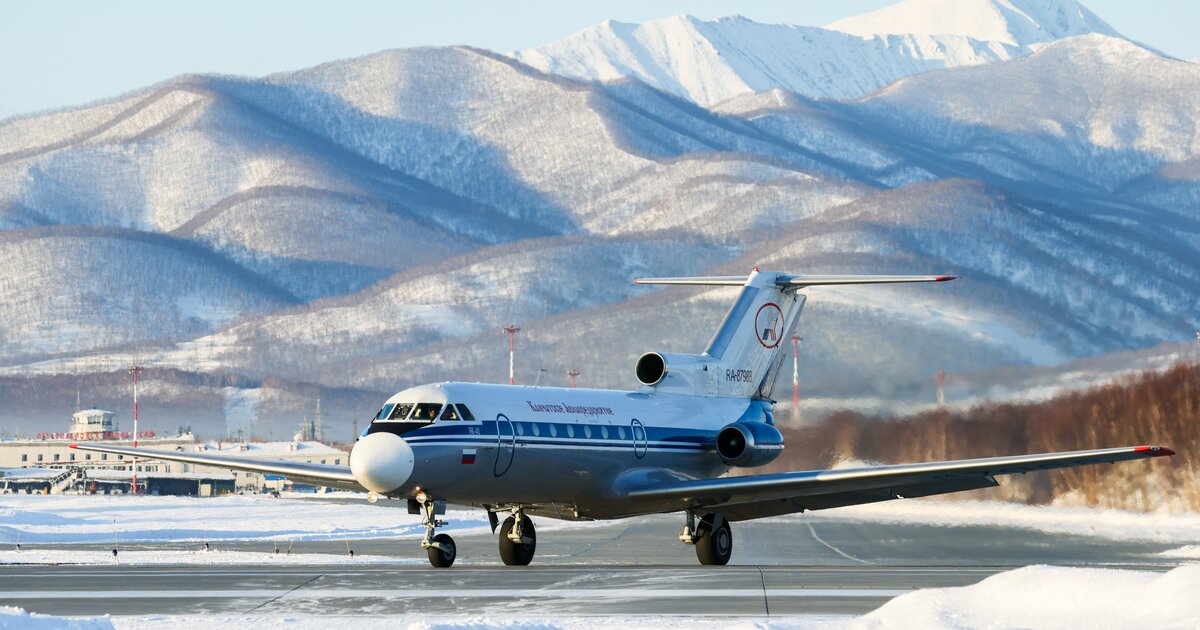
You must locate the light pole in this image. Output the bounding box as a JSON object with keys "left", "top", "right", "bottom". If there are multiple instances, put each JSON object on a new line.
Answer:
{"left": 567, "top": 369, "right": 581, "bottom": 388}
{"left": 129, "top": 365, "right": 143, "bottom": 495}
{"left": 503, "top": 325, "right": 521, "bottom": 385}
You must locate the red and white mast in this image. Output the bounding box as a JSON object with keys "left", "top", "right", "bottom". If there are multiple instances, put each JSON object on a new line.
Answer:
{"left": 128, "top": 365, "right": 143, "bottom": 495}
{"left": 503, "top": 324, "right": 520, "bottom": 385}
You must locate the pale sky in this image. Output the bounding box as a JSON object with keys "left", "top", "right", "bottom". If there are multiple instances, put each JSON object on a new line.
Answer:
{"left": 1, "top": 0, "right": 1194, "bottom": 120}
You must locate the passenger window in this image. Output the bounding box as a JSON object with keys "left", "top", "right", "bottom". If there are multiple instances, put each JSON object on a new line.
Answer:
{"left": 375, "top": 403, "right": 396, "bottom": 420}
{"left": 566, "top": 425, "right": 575, "bottom": 438}
{"left": 515, "top": 423, "right": 526, "bottom": 436}
{"left": 531, "top": 423, "right": 541, "bottom": 437}
{"left": 601, "top": 426, "right": 609, "bottom": 439}
{"left": 583, "top": 425, "right": 592, "bottom": 439}
{"left": 412, "top": 403, "right": 442, "bottom": 423}
{"left": 618, "top": 426, "right": 627, "bottom": 440}
{"left": 549, "top": 424, "right": 558, "bottom": 438}
{"left": 440, "top": 405, "right": 459, "bottom": 421}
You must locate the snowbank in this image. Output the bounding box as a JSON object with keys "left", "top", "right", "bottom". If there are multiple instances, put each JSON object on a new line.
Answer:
{"left": 0, "top": 606, "right": 112, "bottom": 629}
{"left": 1159, "top": 545, "right": 1200, "bottom": 559}
{"left": 851, "top": 565, "right": 1200, "bottom": 629}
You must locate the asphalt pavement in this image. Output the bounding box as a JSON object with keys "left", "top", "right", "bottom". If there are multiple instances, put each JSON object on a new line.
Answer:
{"left": 1, "top": 512, "right": 1184, "bottom": 617}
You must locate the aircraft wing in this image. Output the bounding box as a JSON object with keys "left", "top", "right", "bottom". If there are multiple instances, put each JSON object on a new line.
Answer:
{"left": 70, "top": 443, "right": 364, "bottom": 492}
{"left": 625, "top": 445, "right": 1174, "bottom": 521}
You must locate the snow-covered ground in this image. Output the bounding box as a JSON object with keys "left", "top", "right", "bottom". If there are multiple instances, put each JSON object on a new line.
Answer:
{"left": 805, "top": 499, "right": 1200, "bottom": 544}
{"left": 0, "top": 548, "right": 426, "bottom": 566}
{"left": 0, "top": 493, "right": 495, "bottom": 545}
{"left": 5, "top": 565, "right": 1200, "bottom": 629}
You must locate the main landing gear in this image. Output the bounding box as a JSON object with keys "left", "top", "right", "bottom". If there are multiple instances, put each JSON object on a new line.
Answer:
{"left": 417, "top": 497, "right": 456, "bottom": 568}
{"left": 680, "top": 510, "right": 732, "bottom": 565}
{"left": 498, "top": 507, "right": 537, "bottom": 566}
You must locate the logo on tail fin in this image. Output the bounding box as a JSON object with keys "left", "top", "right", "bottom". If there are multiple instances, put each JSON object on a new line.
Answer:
{"left": 755, "top": 303, "right": 784, "bottom": 348}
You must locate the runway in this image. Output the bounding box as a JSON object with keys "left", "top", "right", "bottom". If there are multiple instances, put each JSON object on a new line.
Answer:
{"left": 1, "top": 512, "right": 1184, "bottom": 617}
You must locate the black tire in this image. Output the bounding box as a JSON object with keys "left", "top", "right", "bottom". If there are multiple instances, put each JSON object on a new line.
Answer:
{"left": 427, "top": 533, "right": 456, "bottom": 568}
{"left": 498, "top": 515, "right": 537, "bottom": 566}
{"left": 695, "top": 514, "right": 732, "bottom": 566}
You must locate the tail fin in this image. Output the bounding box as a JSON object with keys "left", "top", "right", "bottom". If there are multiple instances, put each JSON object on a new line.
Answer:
{"left": 635, "top": 270, "right": 954, "bottom": 399}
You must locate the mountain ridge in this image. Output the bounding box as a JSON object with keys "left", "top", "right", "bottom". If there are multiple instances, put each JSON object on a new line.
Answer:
{"left": 511, "top": 0, "right": 1124, "bottom": 106}
{"left": 2, "top": 2, "right": 1199, "bottom": 440}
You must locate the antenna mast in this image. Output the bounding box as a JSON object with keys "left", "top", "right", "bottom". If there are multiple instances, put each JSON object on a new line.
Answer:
{"left": 503, "top": 324, "right": 521, "bottom": 385}
{"left": 128, "top": 365, "right": 143, "bottom": 496}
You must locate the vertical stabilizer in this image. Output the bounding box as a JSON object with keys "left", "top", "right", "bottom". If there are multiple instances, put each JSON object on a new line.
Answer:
{"left": 634, "top": 270, "right": 954, "bottom": 400}
{"left": 702, "top": 270, "right": 805, "bottom": 399}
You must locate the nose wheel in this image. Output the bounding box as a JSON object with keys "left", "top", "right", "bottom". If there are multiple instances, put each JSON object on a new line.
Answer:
{"left": 418, "top": 497, "right": 456, "bottom": 568}
{"left": 427, "top": 533, "right": 456, "bottom": 568}
{"left": 498, "top": 510, "right": 537, "bottom": 566}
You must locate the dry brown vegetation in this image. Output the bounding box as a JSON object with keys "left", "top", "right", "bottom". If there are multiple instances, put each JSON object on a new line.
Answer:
{"left": 769, "top": 363, "right": 1200, "bottom": 512}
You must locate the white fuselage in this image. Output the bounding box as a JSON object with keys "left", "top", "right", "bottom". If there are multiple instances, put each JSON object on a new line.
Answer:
{"left": 350, "top": 381, "right": 773, "bottom": 519}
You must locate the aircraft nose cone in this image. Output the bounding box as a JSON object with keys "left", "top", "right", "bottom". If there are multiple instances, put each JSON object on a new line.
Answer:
{"left": 350, "top": 432, "right": 415, "bottom": 494}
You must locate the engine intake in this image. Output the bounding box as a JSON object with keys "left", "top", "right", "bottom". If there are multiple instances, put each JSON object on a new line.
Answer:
{"left": 634, "top": 352, "right": 714, "bottom": 394}
{"left": 716, "top": 422, "right": 784, "bottom": 467}
{"left": 635, "top": 352, "right": 667, "bottom": 385}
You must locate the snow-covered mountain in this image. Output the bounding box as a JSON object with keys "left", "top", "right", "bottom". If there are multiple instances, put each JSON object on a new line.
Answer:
{"left": 826, "top": 0, "right": 1118, "bottom": 45}
{"left": 511, "top": 0, "right": 1122, "bottom": 105}
{"left": 2, "top": 1, "right": 1198, "bottom": 440}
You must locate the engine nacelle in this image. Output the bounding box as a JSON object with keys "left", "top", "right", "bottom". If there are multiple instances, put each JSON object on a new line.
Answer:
{"left": 715, "top": 422, "right": 784, "bottom": 468}
{"left": 635, "top": 352, "right": 715, "bottom": 394}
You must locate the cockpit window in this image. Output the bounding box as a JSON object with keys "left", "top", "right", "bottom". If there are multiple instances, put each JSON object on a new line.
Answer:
{"left": 375, "top": 403, "right": 395, "bottom": 420}
{"left": 456, "top": 404, "right": 476, "bottom": 421}
{"left": 388, "top": 403, "right": 414, "bottom": 421}
{"left": 440, "top": 405, "right": 459, "bottom": 421}
{"left": 412, "top": 403, "right": 442, "bottom": 423}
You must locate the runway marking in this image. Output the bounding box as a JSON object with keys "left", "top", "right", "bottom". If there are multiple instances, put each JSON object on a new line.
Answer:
{"left": 2, "top": 588, "right": 911, "bottom": 600}
{"left": 757, "top": 567, "right": 770, "bottom": 616}
{"left": 806, "top": 523, "right": 874, "bottom": 565}
{"left": 245, "top": 573, "right": 323, "bottom": 614}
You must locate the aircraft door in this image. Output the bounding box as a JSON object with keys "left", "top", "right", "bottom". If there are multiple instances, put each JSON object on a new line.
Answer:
{"left": 631, "top": 418, "right": 648, "bottom": 459}
{"left": 494, "top": 413, "right": 515, "bottom": 477}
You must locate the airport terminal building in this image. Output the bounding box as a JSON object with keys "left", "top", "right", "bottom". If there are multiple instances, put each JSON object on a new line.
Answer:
{"left": 0, "top": 409, "right": 347, "bottom": 495}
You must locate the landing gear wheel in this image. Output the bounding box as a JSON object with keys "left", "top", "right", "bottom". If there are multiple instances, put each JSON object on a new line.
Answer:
{"left": 427, "top": 533, "right": 456, "bottom": 568}
{"left": 695, "top": 514, "right": 732, "bottom": 566}
{"left": 498, "top": 515, "right": 537, "bottom": 566}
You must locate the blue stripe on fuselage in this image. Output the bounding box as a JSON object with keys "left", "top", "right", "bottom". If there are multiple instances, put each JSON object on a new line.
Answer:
{"left": 398, "top": 420, "right": 714, "bottom": 451}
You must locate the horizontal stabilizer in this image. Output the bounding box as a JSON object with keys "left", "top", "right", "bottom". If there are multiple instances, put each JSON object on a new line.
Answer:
{"left": 635, "top": 273, "right": 956, "bottom": 289}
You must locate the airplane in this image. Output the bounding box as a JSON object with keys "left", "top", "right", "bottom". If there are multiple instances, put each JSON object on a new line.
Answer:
{"left": 72, "top": 269, "right": 1175, "bottom": 568}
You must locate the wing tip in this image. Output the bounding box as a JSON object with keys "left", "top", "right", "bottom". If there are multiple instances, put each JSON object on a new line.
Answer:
{"left": 935, "top": 275, "right": 958, "bottom": 282}
{"left": 68, "top": 443, "right": 78, "bottom": 449}
{"left": 1135, "top": 445, "right": 1175, "bottom": 457}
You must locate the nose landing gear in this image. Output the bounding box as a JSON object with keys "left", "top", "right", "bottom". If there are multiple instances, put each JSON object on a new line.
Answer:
{"left": 680, "top": 510, "right": 732, "bottom": 566}
{"left": 498, "top": 507, "right": 537, "bottom": 566}
{"left": 417, "top": 497, "right": 456, "bottom": 568}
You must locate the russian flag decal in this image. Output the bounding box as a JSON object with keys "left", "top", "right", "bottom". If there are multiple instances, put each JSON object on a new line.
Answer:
{"left": 461, "top": 448, "right": 477, "bottom": 465}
